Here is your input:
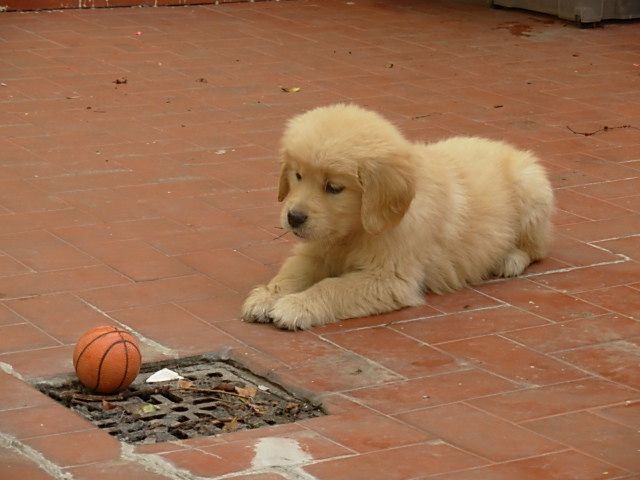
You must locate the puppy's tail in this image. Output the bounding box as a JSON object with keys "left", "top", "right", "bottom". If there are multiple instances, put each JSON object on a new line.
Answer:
{"left": 514, "top": 156, "right": 554, "bottom": 261}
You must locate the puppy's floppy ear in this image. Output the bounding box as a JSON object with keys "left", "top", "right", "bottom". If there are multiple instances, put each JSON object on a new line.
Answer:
{"left": 277, "top": 162, "right": 290, "bottom": 202}
{"left": 358, "top": 152, "right": 416, "bottom": 234}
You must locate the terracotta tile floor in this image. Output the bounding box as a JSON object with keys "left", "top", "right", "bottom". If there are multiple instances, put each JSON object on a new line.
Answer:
{"left": 1, "top": 1, "right": 640, "bottom": 478}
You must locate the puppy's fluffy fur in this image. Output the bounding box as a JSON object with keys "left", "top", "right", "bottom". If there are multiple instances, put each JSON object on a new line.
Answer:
{"left": 242, "top": 104, "right": 553, "bottom": 330}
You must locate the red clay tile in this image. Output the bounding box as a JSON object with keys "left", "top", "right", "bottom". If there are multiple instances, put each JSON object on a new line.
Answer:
{"left": 179, "top": 423, "right": 304, "bottom": 450}
{"left": 110, "top": 303, "right": 242, "bottom": 354}
{"left": 397, "top": 403, "right": 562, "bottom": 461}
{"left": 559, "top": 215, "right": 640, "bottom": 243}
{"left": 596, "top": 401, "right": 640, "bottom": 429}
{"left": 0, "top": 209, "right": 97, "bottom": 236}
{"left": 24, "top": 430, "right": 121, "bottom": 467}
{"left": 546, "top": 234, "right": 621, "bottom": 266}
{"left": 598, "top": 236, "right": 640, "bottom": 261}
{"left": 148, "top": 226, "right": 275, "bottom": 256}
{"left": 477, "top": 279, "right": 609, "bottom": 322}
{"left": 0, "top": 230, "right": 97, "bottom": 271}
{"left": 5, "top": 293, "right": 117, "bottom": 344}
{"left": 430, "top": 450, "right": 625, "bottom": 480}
{"left": 503, "top": 313, "right": 640, "bottom": 352}
{"left": 304, "top": 408, "right": 432, "bottom": 453}
{"left": 548, "top": 152, "right": 640, "bottom": 182}
{"left": 532, "top": 261, "right": 640, "bottom": 294}
{"left": 0, "top": 372, "right": 56, "bottom": 411}
{"left": 0, "top": 445, "right": 56, "bottom": 480}
{"left": 555, "top": 189, "right": 634, "bottom": 221}
{"left": 0, "top": 403, "right": 93, "bottom": 439}
{"left": 68, "top": 460, "right": 176, "bottom": 480}
{"left": 78, "top": 274, "right": 232, "bottom": 311}
{"left": 325, "top": 327, "right": 459, "bottom": 378}
{"left": 574, "top": 178, "right": 640, "bottom": 201}
{"left": 438, "top": 335, "right": 584, "bottom": 386}
{"left": 469, "top": 378, "right": 639, "bottom": 423}
{"left": 0, "top": 180, "right": 68, "bottom": 213}
{"left": 0, "top": 265, "right": 128, "bottom": 300}
{"left": 237, "top": 240, "right": 294, "bottom": 267}
{"left": 176, "top": 294, "right": 244, "bottom": 324}
{"left": 77, "top": 239, "right": 194, "bottom": 281}
{"left": 165, "top": 430, "right": 349, "bottom": 478}
{"left": 611, "top": 195, "right": 640, "bottom": 215}
{"left": 224, "top": 474, "right": 288, "bottom": 480}
{"left": 179, "top": 249, "right": 275, "bottom": 293}
{"left": 556, "top": 339, "right": 640, "bottom": 390}
{"left": 277, "top": 350, "right": 403, "bottom": 394}
{"left": 305, "top": 442, "right": 486, "bottom": 480}
{"left": 348, "top": 368, "right": 518, "bottom": 415}
{"left": 525, "top": 411, "right": 640, "bottom": 471}
{"left": 57, "top": 189, "right": 159, "bottom": 223}
{"left": 217, "top": 320, "right": 342, "bottom": 366}
{"left": 0, "top": 255, "right": 32, "bottom": 277}
{"left": 315, "top": 303, "right": 442, "bottom": 334}
{"left": 0, "top": 345, "right": 77, "bottom": 378}
{"left": 0, "top": 323, "right": 59, "bottom": 354}
{"left": 392, "top": 306, "right": 549, "bottom": 345}
{"left": 424, "top": 288, "right": 501, "bottom": 313}
{"left": 574, "top": 286, "right": 640, "bottom": 319}
{"left": 52, "top": 218, "right": 189, "bottom": 247}
{"left": 0, "top": 303, "right": 24, "bottom": 326}
{"left": 156, "top": 449, "right": 248, "bottom": 479}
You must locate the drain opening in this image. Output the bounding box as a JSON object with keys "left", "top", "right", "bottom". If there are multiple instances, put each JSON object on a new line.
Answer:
{"left": 35, "top": 355, "right": 324, "bottom": 444}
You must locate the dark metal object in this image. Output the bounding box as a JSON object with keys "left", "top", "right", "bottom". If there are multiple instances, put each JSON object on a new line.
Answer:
{"left": 36, "top": 357, "right": 323, "bottom": 444}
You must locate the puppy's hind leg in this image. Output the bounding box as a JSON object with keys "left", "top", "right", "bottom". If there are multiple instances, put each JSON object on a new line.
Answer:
{"left": 496, "top": 156, "right": 553, "bottom": 279}
{"left": 494, "top": 249, "right": 530, "bottom": 278}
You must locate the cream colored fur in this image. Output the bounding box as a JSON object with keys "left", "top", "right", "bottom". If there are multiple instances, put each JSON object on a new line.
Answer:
{"left": 241, "top": 104, "right": 554, "bottom": 330}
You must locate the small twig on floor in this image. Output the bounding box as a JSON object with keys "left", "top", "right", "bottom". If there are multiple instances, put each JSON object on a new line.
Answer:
{"left": 175, "top": 386, "right": 249, "bottom": 400}
{"left": 566, "top": 124, "right": 639, "bottom": 136}
{"left": 65, "top": 385, "right": 171, "bottom": 402}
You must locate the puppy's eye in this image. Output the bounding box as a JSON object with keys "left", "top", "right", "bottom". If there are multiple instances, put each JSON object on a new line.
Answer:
{"left": 295, "top": 172, "right": 302, "bottom": 181}
{"left": 325, "top": 182, "right": 345, "bottom": 194}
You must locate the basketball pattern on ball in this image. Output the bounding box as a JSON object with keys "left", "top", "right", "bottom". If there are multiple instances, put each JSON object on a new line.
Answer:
{"left": 73, "top": 326, "right": 142, "bottom": 394}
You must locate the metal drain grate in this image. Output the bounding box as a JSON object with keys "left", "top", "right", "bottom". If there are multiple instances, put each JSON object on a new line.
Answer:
{"left": 37, "top": 356, "right": 324, "bottom": 444}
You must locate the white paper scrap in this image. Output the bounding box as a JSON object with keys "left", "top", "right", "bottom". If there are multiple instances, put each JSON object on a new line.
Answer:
{"left": 145, "top": 368, "right": 184, "bottom": 383}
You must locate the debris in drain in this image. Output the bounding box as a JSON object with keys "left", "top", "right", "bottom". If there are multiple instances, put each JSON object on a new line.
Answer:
{"left": 146, "top": 368, "right": 183, "bottom": 383}
{"left": 36, "top": 356, "right": 324, "bottom": 444}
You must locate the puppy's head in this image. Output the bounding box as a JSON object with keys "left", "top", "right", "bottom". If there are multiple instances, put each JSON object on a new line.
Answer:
{"left": 277, "top": 104, "right": 415, "bottom": 241}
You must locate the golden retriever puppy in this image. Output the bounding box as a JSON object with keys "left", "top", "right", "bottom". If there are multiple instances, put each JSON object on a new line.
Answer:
{"left": 241, "top": 104, "right": 553, "bottom": 330}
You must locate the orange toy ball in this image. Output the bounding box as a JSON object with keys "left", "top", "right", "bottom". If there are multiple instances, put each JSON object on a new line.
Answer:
{"left": 73, "top": 326, "right": 142, "bottom": 394}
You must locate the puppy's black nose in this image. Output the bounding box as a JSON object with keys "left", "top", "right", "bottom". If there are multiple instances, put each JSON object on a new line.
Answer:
{"left": 287, "top": 210, "right": 308, "bottom": 228}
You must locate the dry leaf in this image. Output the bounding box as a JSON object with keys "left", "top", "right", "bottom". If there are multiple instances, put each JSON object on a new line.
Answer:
{"left": 281, "top": 86, "right": 301, "bottom": 93}
{"left": 223, "top": 417, "right": 239, "bottom": 432}
{"left": 139, "top": 403, "right": 158, "bottom": 414}
{"left": 235, "top": 386, "right": 257, "bottom": 398}
{"left": 177, "top": 379, "right": 193, "bottom": 389}
{"left": 213, "top": 382, "right": 236, "bottom": 392}
{"left": 249, "top": 403, "right": 267, "bottom": 415}
{"left": 102, "top": 399, "right": 116, "bottom": 411}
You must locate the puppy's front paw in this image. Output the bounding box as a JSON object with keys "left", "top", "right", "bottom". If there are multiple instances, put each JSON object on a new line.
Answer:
{"left": 241, "top": 285, "right": 277, "bottom": 323}
{"left": 271, "top": 294, "right": 327, "bottom": 331}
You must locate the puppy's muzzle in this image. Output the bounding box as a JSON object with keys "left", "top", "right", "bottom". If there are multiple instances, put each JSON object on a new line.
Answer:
{"left": 287, "top": 210, "right": 308, "bottom": 229}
